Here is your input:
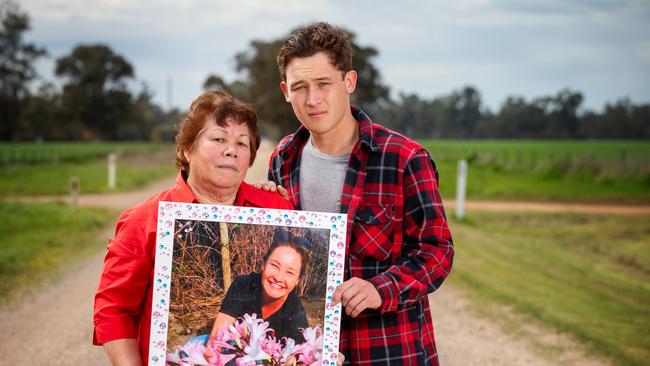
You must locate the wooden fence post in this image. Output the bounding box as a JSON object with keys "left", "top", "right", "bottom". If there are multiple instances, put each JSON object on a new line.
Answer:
{"left": 70, "top": 176, "right": 79, "bottom": 211}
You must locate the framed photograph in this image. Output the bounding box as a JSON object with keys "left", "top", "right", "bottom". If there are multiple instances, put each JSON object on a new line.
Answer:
{"left": 148, "top": 202, "right": 347, "bottom": 366}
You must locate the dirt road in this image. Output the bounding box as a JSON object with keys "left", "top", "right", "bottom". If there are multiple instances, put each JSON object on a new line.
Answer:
{"left": 445, "top": 199, "right": 650, "bottom": 215}
{"left": 0, "top": 140, "right": 618, "bottom": 365}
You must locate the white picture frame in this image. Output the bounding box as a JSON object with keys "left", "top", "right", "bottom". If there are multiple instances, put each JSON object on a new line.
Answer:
{"left": 149, "top": 201, "right": 347, "bottom": 366}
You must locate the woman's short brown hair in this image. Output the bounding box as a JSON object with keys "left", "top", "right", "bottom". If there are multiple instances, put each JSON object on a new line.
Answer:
{"left": 276, "top": 22, "right": 353, "bottom": 80}
{"left": 175, "top": 90, "right": 260, "bottom": 172}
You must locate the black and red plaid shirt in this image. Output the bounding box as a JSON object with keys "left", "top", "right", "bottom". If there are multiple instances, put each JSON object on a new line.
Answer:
{"left": 268, "top": 106, "right": 454, "bottom": 365}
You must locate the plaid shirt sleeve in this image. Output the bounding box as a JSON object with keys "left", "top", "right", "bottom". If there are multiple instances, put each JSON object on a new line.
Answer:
{"left": 366, "top": 148, "right": 454, "bottom": 313}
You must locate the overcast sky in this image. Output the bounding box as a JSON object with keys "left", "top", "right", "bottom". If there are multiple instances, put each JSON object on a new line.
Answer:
{"left": 20, "top": 0, "right": 650, "bottom": 113}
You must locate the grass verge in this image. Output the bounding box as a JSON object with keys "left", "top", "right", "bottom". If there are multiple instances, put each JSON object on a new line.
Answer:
{"left": 448, "top": 211, "right": 650, "bottom": 366}
{"left": 420, "top": 140, "right": 650, "bottom": 203}
{"left": 433, "top": 159, "right": 650, "bottom": 204}
{"left": 0, "top": 147, "right": 176, "bottom": 195}
{"left": 0, "top": 202, "right": 116, "bottom": 303}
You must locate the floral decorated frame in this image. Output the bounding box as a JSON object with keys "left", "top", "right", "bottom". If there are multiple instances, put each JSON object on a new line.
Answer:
{"left": 149, "top": 201, "right": 347, "bottom": 366}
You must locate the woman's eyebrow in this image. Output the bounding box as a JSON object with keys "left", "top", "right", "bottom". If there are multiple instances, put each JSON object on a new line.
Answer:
{"left": 287, "top": 265, "right": 300, "bottom": 273}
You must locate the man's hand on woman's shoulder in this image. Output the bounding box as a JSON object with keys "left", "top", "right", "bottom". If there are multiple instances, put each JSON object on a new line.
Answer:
{"left": 253, "top": 181, "right": 289, "bottom": 200}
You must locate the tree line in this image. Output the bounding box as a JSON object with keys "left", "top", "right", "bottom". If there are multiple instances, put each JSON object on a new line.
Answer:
{"left": 368, "top": 88, "right": 650, "bottom": 140}
{"left": 0, "top": 1, "right": 180, "bottom": 142}
{"left": 1, "top": 1, "right": 648, "bottom": 142}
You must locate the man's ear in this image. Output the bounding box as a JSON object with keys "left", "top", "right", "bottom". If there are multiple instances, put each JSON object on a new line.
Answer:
{"left": 280, "top": 81, "right": 290, "bottom": 102}
{"left": 344, "top": 70, "right": 357, "bottom": 94}
{"left": 183, "top": 149, "right": 191, "bottom": 164}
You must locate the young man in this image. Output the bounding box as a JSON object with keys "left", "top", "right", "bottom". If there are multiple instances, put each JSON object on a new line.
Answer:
{"left": 268, "top": 22, "right": 454, "bottom": 365}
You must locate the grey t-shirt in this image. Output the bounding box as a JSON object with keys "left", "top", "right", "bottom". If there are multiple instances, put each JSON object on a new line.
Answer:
{"left": 299, "top": 136, "right": 349, "bottom": 213}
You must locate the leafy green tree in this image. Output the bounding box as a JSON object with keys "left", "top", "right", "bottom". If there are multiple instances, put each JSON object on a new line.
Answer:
{"left": 478, "top": 96, "right": 548, "bottom": 139}
{"left": 544, "top": 89, "right": 583, "bottom": 138}
{"left": 203, "top": 74, "right": 228, "bottom": 91}
{"left": 119, "top": 84, "right": 169, "bottom": 140}
{"left": 579, "top": 98, "right": 650, "bottom": 139}
{"left": 349, "top": 39, "right": 390, "bottom": 108}
{"left": 373, "top": 93, "right": 442, "bottom": 138}
{"left": 55, "top": 44, "right": 134, "bottom": 139}
{"left": 630, "top": 103, "right": 650, "bottom": 139}
{"left": 435, "top": 86, "right": 484, "bottom": 138}
{"left": 202, "top": 73, "right": 250, "bottom": 105}
{"left": 150, "top": 107, "right": 184, "bottom": 142}
{"left": 0, "top": 0, "right": 46, "bottom": 140}
{"left": 234, "top": 39, "right": 292, "bottom": 137}
{"left": 372, "top": 87, "right": 487, "bottom": 139}
{"left": 15, "top": 83, "right": 61, "bottom": 140}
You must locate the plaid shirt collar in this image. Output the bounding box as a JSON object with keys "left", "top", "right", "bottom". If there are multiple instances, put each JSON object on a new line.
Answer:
{"left": 277, "top": 105, "right": 380, "bottom": 160}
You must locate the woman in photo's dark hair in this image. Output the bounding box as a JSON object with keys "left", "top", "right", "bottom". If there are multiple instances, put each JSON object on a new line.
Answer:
{"left": 209, "top": 229, "right": 311, "bottom": 342}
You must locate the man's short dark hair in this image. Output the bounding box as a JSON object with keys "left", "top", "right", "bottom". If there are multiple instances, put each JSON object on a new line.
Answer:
{"left": 276, "top": 22, "right": 353, "bottom": 80}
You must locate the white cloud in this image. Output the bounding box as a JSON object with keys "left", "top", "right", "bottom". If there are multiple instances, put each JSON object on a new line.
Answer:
{"left": 18, "top": 0, "right": 650, "bottom": 111}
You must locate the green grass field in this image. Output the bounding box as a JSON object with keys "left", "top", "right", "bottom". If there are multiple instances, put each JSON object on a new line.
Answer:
{"left": 0, "top": 142, "right": 173, "bottom": 165}
{"left": 448, "top": 211, "right": 650, "bottom": 366}
{"left": 2, "top": 140, "right": 649, "bottom": 201}
{"left": 0, "top": 202, "right": 116, "bottom": 302}
{"left": 420, "top": 140, "right": 650, "bottom": 203}
{"left": 0, "top": 143, "right": 176, "bottom": 195}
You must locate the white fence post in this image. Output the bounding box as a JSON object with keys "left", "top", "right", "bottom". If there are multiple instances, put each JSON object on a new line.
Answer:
{"left": 108, "top": 153, "right": 117, "bottom": 190}
{"left": 455, "top": 159, "right": 468, "bottom": 219}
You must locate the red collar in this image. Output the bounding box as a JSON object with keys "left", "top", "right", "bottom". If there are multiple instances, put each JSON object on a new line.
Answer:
{"left": 172, "top": 172, "right": 287, "bottom": 209}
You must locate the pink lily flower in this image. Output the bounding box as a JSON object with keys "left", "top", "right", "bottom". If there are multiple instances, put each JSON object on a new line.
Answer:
{"left": 261, "top": 336, "right": 284, "bottom": 363}
{"left": 292, "top": 327, "right": 323, "bottom": 366}
{"left": 238, "top": 339, "right": 272, "bottom": 366}
{"left": 205, "top": 349, "right": 236, "bottom": 366}
{"left": 279, "top": 337, "right": 296, "bottom": 364}
{"left": 166, "top": 338, "right": 209, "bottom": 366}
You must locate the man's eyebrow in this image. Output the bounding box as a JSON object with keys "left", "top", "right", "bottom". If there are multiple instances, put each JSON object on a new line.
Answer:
{"left": 291, "top": 76, "right": 333, "bottom": 87}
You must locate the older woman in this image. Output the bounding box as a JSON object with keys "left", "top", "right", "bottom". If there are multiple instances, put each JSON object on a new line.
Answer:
{"left": 93, "top": 90, "right": 292, "bottom": 366}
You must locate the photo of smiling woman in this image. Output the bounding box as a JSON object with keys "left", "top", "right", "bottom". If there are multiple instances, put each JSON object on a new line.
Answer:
{"left": 209, "top": 229, "right": 310, "bottom": 342}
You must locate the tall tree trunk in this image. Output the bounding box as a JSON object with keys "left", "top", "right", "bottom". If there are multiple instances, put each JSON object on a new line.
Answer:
{"left": 219, "top": 222, "right": 232, "bottom": 291}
